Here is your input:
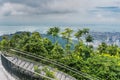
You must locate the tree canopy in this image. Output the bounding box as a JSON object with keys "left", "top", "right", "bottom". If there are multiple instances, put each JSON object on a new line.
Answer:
{"left": 0, "top": 27, "right": 120, "bottom": 80}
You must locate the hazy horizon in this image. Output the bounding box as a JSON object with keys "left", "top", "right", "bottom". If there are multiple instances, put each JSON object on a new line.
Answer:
{"left": 0, "top": 24, "right": 120, "bottom": 35}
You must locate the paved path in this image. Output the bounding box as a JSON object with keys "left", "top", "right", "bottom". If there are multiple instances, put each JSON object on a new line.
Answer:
{"left": 0, "top": 58, "right": 15, "bottom": 80}
{"left": 0, "top": 50, "right": 76, "bottom": 80}
{"left": 6, "top": 56, "right": 76, "bottom": 80}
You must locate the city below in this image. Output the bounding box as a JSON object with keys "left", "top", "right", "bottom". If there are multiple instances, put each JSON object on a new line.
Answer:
{"left": 89, "top": 31, "right": 120, "bottom": 47}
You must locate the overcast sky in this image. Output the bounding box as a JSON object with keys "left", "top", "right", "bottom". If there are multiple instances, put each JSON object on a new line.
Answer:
{"left": 0, "top": 0, "right": 120, "bottom": 25}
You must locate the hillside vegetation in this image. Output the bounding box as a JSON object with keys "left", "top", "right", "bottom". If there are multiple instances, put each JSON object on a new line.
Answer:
{"left": 0, "top": 27, "right": 120, "bottom": 80}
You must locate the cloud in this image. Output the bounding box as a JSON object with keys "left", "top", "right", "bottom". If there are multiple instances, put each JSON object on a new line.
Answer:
{"left": 0, "top": 0, "right": 120, "bottom": 24}
{"left": 89, "top": 6, "right": 120, "bottom": 20}
{"left": 0, "top": 0, "right": 78, "bottom": 16}
{"left": 0, "top": 3, "right": 30, "bottom": 16}
{"left": 96, "top": 6, "right": 120, "bottom": 12}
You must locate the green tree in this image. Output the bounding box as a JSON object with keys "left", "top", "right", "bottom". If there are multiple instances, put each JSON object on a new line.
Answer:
{"left": 84, "top": 55, "right": 120, "bottom": 80}
{"left": 9, "top": 34, "right": 20, "bottom": 48}
{"left": 22, "top": 32, "right": 48, "bottom": 56}
{"left": 43, "top": 38, "right": 53, "bottom": 53}
{"left": 74, "top": 41, "right": 92, "bottom": 60}
{"left": 31, "top": 32, "right": 41, "bottom": 39}
{"left": 106, "top": 44, "right": 118, "bottom": 56}
{"left": 98, "top": 42, "right": 108, "bottom": 54}
{"left": 85, "top": 35, "right": 93, "bottom": 46}
{"left": 82, "top": 28, "right": 89, "bottom": 35}
{"left": 61, "top": 28, "right": 73, "bottom": 54}
{"left": 47, "top": 27, "right": 60, "bottom": 42}
{"left": 50, "top": 42, "right": 64, "bottom": 60}
{"left": 0, "top": 36, "right": 9, "bottom": 50}
{"left": 74, "top": 29, "right": 83, "bottom": 42}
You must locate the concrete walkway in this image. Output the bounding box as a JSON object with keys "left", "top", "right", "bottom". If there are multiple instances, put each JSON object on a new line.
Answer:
{"left": 6, "top": 56, "right": 76, "bottom": 80}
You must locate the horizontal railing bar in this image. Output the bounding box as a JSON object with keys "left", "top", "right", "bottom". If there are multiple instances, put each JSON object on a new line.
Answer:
{"left": 1, "top": 54, "right": 55, "bottom": 80}
{"left": 11, "top": 48, "right": 98, "bottom": 80}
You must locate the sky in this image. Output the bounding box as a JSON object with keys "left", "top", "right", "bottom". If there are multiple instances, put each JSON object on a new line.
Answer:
{"left": 0, "top": 0, "right": 120, "bottom": 25}
{"left": 0, "top": 0, "right": 120, "bottom": 35}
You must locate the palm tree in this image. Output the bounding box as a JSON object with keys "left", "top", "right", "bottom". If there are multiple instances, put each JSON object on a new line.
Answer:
{"left": 61, "top": 28, "right": 73, "bottom": 54}
{"left": 74, "top": 29, "right": 83, "bottom": 42}
{"left": 85, "top": 35, "right": 93, "bottom": 46}
{"left": 47, "top": 28, "right": 52, "bottom": 35}
{"left": 82, "top": 28, "right": 89, "bottom": 35}
{"left": 47, "top": 27, "right": 60, "bottom": 42}
{"left": 53, "top": 27, "right": 60, "bottom": 41}
{"left": 61, "top": 28, "right": 73, "bottom": 44}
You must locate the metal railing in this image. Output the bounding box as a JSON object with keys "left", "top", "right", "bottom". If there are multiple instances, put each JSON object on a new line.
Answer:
{"left": 1, "top": 54, "right": 55, "bottom": 80}
{"left": 9, "top": 48, "right": 99, "bottom": 80}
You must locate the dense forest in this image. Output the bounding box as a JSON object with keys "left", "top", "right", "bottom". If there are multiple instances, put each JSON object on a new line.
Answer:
{"left": 0, "top": 27, "right": 120, "bottom": 80}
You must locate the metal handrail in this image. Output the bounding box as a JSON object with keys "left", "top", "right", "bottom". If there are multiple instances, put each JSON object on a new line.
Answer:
{"left": 1, "top": 54, "right": 55, "bottom": 80}
{"left": 10, "top": 48, "right": 99, "bottom": 80}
